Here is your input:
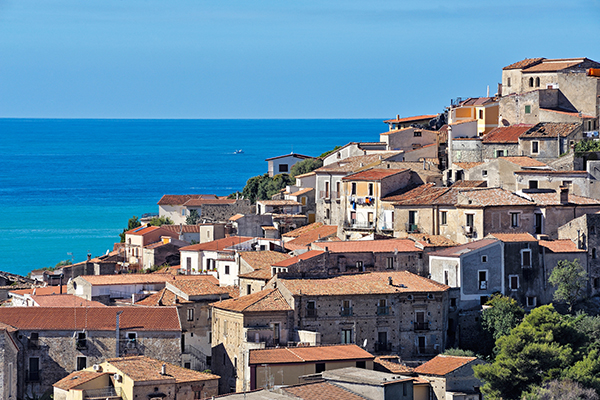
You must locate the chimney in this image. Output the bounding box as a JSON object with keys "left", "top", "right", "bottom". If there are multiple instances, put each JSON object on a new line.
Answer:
{"left": 559, "top": 186, "right": 569, "bottom": 204}
{"left": 87, "top": 253, "right": 91, "bottom": 261}
{"left": 396, "top": 114, "right": 400, "bottom": 120}
{"left": 161, "top": 364, "right": 167, "bottom": 375}
{"left": 388, "top": 276, "right": 393, "bottom": 286}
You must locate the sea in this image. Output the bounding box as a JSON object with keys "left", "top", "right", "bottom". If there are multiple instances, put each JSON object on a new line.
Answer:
{"left": 0, "top": 118, "right": 384, "bottom": 277}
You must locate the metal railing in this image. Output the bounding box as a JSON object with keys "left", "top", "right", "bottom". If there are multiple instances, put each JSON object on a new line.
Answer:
{"left": 341, "top": 306, "right": 353, "bottom": 316}
{"left": 305, "top": 308, "right": 317, "bottom": 318}
{"left": 84, "top": 386, "right": 118, "bottom": 399}
{"left": 345, "top": 221, "right": 374, "bottom": 229}
{"left": 374, "top": 342, "right": 392, "bottom": 352}
{"left": 377, "top": 306, "right": 390, "bottom": 316}
{"left": 405, "top": 223, "right": 419, "bottom": 233}
{"left": 26, "top": 369, "right": 41, "bottom": 382}
{"left": 414, "top": 322, "right": 430, "bottom": 331}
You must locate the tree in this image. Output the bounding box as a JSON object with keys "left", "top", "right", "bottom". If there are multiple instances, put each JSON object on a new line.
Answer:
{"left": 241, "top": 173, "right": 294, "bottom": 204}
{"left": 481, "top": 294, "right": 525, "bottom": 340}
{"left": 523, "top": 379, "right": 599, "bottom": 400}
{"left": 290, "top": 158, "right": 323, "bottom": 178}
{"left": 549, "top": 259, "right": 587, "bottom": 312}
{"left": 442, "top": 348, "right": 476, "bottom": 357}
{"left": 319, "top": 145, "right": 342, "bottom": 159}
{"left": 148, "top": 216, "right": 173, "bottom": 226}
{"left": 119, "top": 216, "right": 142, "bottom": 242}
{"left": 186, "top": 209, "right": 201, "bottom": 225}
{"left": 55, "top": 259, "right": 72, "bottom": 268}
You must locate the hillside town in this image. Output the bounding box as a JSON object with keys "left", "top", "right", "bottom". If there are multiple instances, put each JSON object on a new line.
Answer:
{"left": 2, "top": 57, "right": 600, "bottom": 400}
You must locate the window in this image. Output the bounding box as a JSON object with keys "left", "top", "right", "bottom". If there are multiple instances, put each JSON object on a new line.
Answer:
{"left": 28, "top": 357, "right": 40, "bottom": 382}
{"left": 306, "top": 300, "right": 317, "bottom": 317}
{"left": 335, "top": 182, "right": 340, "bottom": 199}
{"left": 535, "top": 213, "right": 543, "bottom": 234}
{"left": 450, "top": 298, "right": 457, "bottom": 308}
{"left": 315, "top": 363, "right": 326, "bottom": 373}
{"left": 278, "top": 164, "right": 288, "bottom": 172}
{"left": 368, "top": 212, "right": 374, "bottom": 225}
{"left": 377, "top": 331, "right": 388, "bottom": 349}
{"left": 593, "top": 248, "right": 597, "bottom": 259}
{"left": 478, "top": 270, "right": 488, "bottom": 290}
{"left": 28, "top": 332, "right": 39, "bottom": 348}
{"left": 481, "top": 255, "right": 488, "bottom": 263}
{"left": 368, "top": 183, "right": 374, "bottom": 196}
{"left": 482, "top": 170, "right": 488, "bottom": 177}
{"left": 181, "top": 208, "right": 186, "bottom": 216}
{"left": 509, "top": 275, "right": 519, "bottom": 291}
{"left": 386, "top": 257, "right": 394, "bottom": 269}
{"left": 521, "top": 249, "right": 532, "bottom": 267}
{"left": 525, "top": 105, "right": 531, "bottom": 114}
{"left": 495, "top": 149, "right": 505, "bottom": 158}
{"left": 341, "top": 299, "right": 352, "bottom": 316}
{"left": 225, "top": 265, "right": 230, "bottom": 275}
{"left": 356, "top": 361, "right": 366, "bottom": 369}
{"left": 414, "top": 131, "right": 422, "bottom": 137}
{"left": 223, "top": 320, "right": 228, "bottom": 337}
{"left": 187, "top": 308, "right": 194, "bottom": 321}
{"left": 341, "top": 328, "right": 353, "bottom": 344}
{"left": 535, "top": 77, "right": 540, "bottom": 87}
{"left": 351, "top": 182, "right": 357, "bottom": 195}
{"left": 441, "top": 211, "right": 447, "bottom": 225}
{"left": 356, "top": 261, "right": 364, "bottom": 271}
{"left": 466, "top": 214, "right": 474, "bottom": 229}
{"left": 529, "top": 77, "right": 534, "bottom": 87}
{"left": 127, "top": 332, "right": 137, "bottom": 344}
{"left": 247, "top": 284, "right": 252, "bottom": 295}
{"left": 301, "top": 196, "right": 307, "bottom": 205}
{"left": 324, "top": 181, "right": 330, "bottom": 198}
{"left": 527, "top": 296, "right": 537, "bottom": 307}
{"left": 532, "top": 141, "right": 539, "bottom": 153}
{"left": 444, "top": 270, "right": 449, "bottom": 285}
{"left": 479, "top": 109, "right": 483, "bottom": 120}
{"left": 76, "top": 331, "right": 87, "bottom": 349}
{"left": 273, "top": 323, "right": 280, "bottom": 344}
{"left": 377, "top": 299, "right": 389, "bottom": 315}
{"left": 529, "top": 180, "right": 538, "bottom": 189}
{"left": 511, "top": 212, "right": 520, "bottom": 228}
{"left": 480, "top": 296, "right": 489, "bottom": 305}
{"left": 507, "top": 77, "right": 511, "bottom": 87}
{"left": 76, "top": 356, "right": 87, "bottom": 371}
{"left": 325, "top": 208, "right": 330, "bottom": 220}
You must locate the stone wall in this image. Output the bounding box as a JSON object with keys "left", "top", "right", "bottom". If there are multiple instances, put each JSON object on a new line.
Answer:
{"left": 450, "top": 139, "right": 483, "bottom": 163}
{"left": 0, "top": 330, "right": 17, "bottom": 400}
{"left": 202, "top": 200, "right": 253, "bottom": 223}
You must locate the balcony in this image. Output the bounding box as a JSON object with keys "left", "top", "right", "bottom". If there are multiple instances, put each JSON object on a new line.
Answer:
{"left": 305, "top": 308, "right": 317, "bottom": 318}
{"left": 83, "top": 386, "right": 121, "bottom": 400}
{"left": 377, "top": 306, "right": 390, "bottom": 316}
{"left": 374, "top": 342, "right": 392, "bottom": 353}
{"left": 414, "top": 322, "right": 430, "bottom": 331}
{"left": 405, "top": 223, "right": 419, "bottom": 233}
{"left": 320, "top": 191, "right": 340, "bottom": 200}
{"left": 462, "top": 225, "right": 476, "bottom": 238}
{"left": 119, "top": 338, "right": 145, "bottom": 356}
{"left": 341, "top": 306, "right": 353, "bottom": 316}
{"left": 26, "top": 369, "right": 41, "bottom": 382}
{"left": 345, "top": 221, "right": 375, "bottom": 230}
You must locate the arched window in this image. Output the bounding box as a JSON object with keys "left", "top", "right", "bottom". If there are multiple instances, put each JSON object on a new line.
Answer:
{"left": 535, "top": 77, "right": 540, "bottom": 87}
{"left": 529, "top": 77, "right": 534, "bottom": 87}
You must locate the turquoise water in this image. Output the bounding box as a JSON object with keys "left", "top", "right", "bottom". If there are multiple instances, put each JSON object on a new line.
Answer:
{"left": 0, "top": 118, "right": 384, "bottom": 275}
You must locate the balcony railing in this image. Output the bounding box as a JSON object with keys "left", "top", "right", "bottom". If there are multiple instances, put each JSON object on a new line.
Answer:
{"left": 84, "top": 386, "right": 118, "bottom": 399}
{"left": 414, "top": 322, "right": 430, "bottom": 331}
{"left": 405, "top": 223, "right": 419, "bottom": 233}
{"left": 377, "top": 306, "right": 390, "bottom": 316}
{"left": 319, "top": 191, "right": 339, "bottom": 200}
{"left": 26, "top": 369, "right": 41, "bottom": 382}
{"left": 415, "top": 344, "right": 440, "bottom": 356}
{"left": 305, "top": 308, "right": 317, "bottom": 318}
{"left": 341, "top": 306, "right": 353, "bottom": 316}
{"left": 374, "top": 342, "right": 392, "bottom": 353}
{"left": 345, "top": 221, "right": 375, "bottom": 229}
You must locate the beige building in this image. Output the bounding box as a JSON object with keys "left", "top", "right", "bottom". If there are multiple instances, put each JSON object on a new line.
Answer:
{"left": 448, "top": 97, "right": 499, "bottom": 136}
{"left": 53, "top": 356, "right": 219, "bottom": 400}
{"left": 124, "top": 226, "right": 180, "bottom": 268}
{"left": 413, "top": 355, "right": 486, "bottom": 400}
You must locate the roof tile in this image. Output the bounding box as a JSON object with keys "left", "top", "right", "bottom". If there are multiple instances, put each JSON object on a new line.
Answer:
{"left": 414, "top": 355, "right": 478, "bottom": 375}
{"left": 249, "top": 344, "right": 373, "bottom": 365}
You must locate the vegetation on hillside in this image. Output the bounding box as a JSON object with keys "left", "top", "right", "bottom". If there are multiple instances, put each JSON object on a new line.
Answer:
{"left": 241, "top": 173, "right": 294, "bottom": 204}
{"left": 119, "top": 216, "right": 142, "bottom": 242}
{"left": 290, "top": 158, "right": 323, "bottom": 178}
{"left": 148, "top": 216, "right": 173, "bottom": 226}
{"left": 549, "top": 259, "right": 588, "bottom": 313}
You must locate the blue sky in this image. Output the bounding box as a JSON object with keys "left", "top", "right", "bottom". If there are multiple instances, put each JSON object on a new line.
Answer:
{"left": 0, "top": 0, "right": 598, "bottom": 119}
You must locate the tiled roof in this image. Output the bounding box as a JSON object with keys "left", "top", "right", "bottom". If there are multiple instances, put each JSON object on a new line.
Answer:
{"left": 29, "top": 294, "right": 106, "bottom": 307}
{"left": 408, "top": 234, "right": 458, "bottom": 247}
{"left": 106, "top": 355, "right": 220, "bottom": 382}
{"left": 519, "top": 122, "right": 580, "bottom": 138}
{"left": 283, "top": 222, "right": 327, "bottom": 238}
{"left": 524, "top": 191, "right": 600, "bottom": 206}
{"left": 158, "top": 194, "right": 218, "bottom": 206}
{"left": 454, "top": 162, "right": 484, "bottom": 170}
{"left": 212, "top": 289, "right": 291, "bottom": 313}
{"left": 249, "top": 344, "right": 373, "bottom": 365}
{"left": 0, "top": 307, "right": 181, "bottom": 331}
{"left": 265, "top": 153, "right": 313, "bottom": 161}
{"left": 294, "top": 171, "right": 317, "bottom": 178}
{"left": 272, "top": 250, "right": 326, "bottom": 267}
{"left": 312, "top": 238, "right": 420, "bottom": 253}
{"left": 429, "top": 239, "right": 498, "bottom": 258}
{"left": 316, "top": 153, "right": 402, "bottom": 173}
{"left": 381, "top": 183, "right": 443, "bottom": 203}
{"left": 514, "top": 170, "right": 587, "bottom": 175}
{"left": 229, "top": 214, "right": 245, "bottom": 221}
{"left": 135, "top": 288, "right": 186, "bottom": 306}
{"left": 257, "top": 200, "right": 301, "bottom": 206}
{"left": 522, "top": 58, "right": 591, "bottom": 73}
{"left": 342, "top": 168, "right": 410, "bottom": 182}
{"left": 414, "top": 355, "right": 478, "bottom": 376}
{"left": 144, "top": 238, "right": 188, "bottom": 250}
{"left": 53, "top": 371, "right": 109, "bottom": 390}
{"left": 279, "top": 271, "right": 449, "bottom": 296}
{"left": 79, "top": 274, "right": 209, "bottom": 286}
{"left": 238, "top": 268, "right": 272, "bottom": 281}
{"left": 10, "top": 285, "right": 67, "bottom": 296}
{"left": 161, "top": 225, "right": 201, "bottom": 233}
{"left": 450, "top": 180, "right": 487, "bottom": 188}
{"left": 503, "top": 58, "right": 545, "bottom": 70}
{"left": 291, "top": 188, "right": 314, "bottom": 196}
{"left": 539, "top": 239, "right": 585, "bottom": 253}
{"left": 449, "top": 119, "right": 477, "bottom": 126}
{"left": 125, "top": 225, "right": 161, "bottom": 236}
{"left": 482, "top": 125, "right": 533, "bottom": 144}
{"left": 167, "top": 275, "right": 231, "bottom": 297}
{"left": 458, "top": 97, "right": 495, "bottom": 106}
{"left": 501, "top": 156, "right": 548, "bottom": 168}
{"left": 374, "top": 356, "right": 414, "bottom": 374}
{"left": 459, "top": 188, "right": 534, "bottom": 206}
{"left": 184, "top": 198, "right": 236, "bottom": 206}
{"left": 285, "top": 225, "right": 339, "bottom": 251}
{"left": 262, "top": 226, "right": 278, "bottom": 230}
{"left": 179, "top": 236, "right": 254, "bottom": 252}
{"left": 540, "top": 108, "right": 595, "bottom": 119}
{"left": 282, "top": 381, "right": 368, "bottom": 400}
{"left": 239, "top": 251, "right": 291, "bottom": 271}
{"left": 487, "top": 232, "right": 538, "bottom": 242}
{"left": 383, "top": 114, "right": 437, "bottom": 124}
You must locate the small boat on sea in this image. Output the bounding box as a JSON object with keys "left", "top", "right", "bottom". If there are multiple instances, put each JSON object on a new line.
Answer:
{"left": 234, "top": 149, "right": 244, "bottom": 154}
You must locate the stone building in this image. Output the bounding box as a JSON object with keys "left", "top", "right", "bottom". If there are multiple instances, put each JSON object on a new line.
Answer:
{"left": 0, "top": 306, "right": 182, "bottom": 399}
{"left": 0, "top": 323, "right": 18, "bottom": 400}
{"left": 158, "top": 194, "right": 252, "bottom": 225}
{"left": 383, "top": 114, "right": 438, "bottom": 131}
{"left": 282, "top": 222, "right": 339, "bottom": 252}
{"left": 481, "top": 124, "right": 533, "bottom": 159}
{"left": 266, "top": 153, "right": 313, "bottom": 177}
{"left": 379, "top": 127, "right": 439, "bottom": 152}
{"left": 517, "top": 122, "right": 582, "bottom": 163}
{"left": 270, "top": 271, "right": 450, "bottom": 360}
{"left": 123, "top": 225, "right": 180, "bottom": 268}
{"left": 413, "top": 355, "right": 486, "bottom": 400}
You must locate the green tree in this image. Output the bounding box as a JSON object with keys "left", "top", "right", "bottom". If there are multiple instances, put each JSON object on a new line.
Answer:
{"left": 119, "top": 216, "right": 142, "bottom": 242}
{"left": 481, "top": 294, "right": 525, "bottom": 341}
{"left": 290, "top": 158, "right": 323, "bottom": 177}
{"left": 442, "top": 348, "right": 476, "bottom": 357}
{"left": 186, "top": 209, "right": 201, "bottom": 225}
{"left": 242, "top": 174, "right": 269, "bottom": 204}
{"left": 523, "top": 379, "right": 599, "bottom": 400}
{"left": 55, "top": 259, "right": 72, "bottom": 268}
{"left": 319, "top": 145, "right": 342, "bottom": 159}
{"left": 474, "top": 305, "right": 585, "bottom": 400}
{"left": 149, "top": 216, "right": 173, "bottom": 226}
{"left": 549, "top": 259, "right": 587, "bottom": 312}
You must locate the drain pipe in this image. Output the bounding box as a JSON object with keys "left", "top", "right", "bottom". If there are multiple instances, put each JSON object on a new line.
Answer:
{"left": 116, "top": 310, "right": 124, "bottom": 357}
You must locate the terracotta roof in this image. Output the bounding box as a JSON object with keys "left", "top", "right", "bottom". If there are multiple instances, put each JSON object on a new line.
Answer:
{"left": 283, "top": 222, "right": 327, "bottom": 238}
{"left": 249, "top": 344, "right": 373, "bottom": 365}
{"left": 539, "top": 239, "right": 585, "bottom": 253}
{"left": 374, "top": 356, "right": 414, "bottom": 374}
{"left": 501, "top": 156, "right": 548, "bottom": 168}
{"left": 454, "top": 162, "right": 484, "bottom": 170}
{"left": 239, "top": 251, "right": 291, "bottom": 271}
{"left": 429, "top": 239, "right": 499, "bottom": 258}
{"left": 514, "top": 170, "right": 587, "bottom": 175}
{"left": 458, "top": 97, "right": 496, "bottom": 107}
{"left": 161, "top": 224, "right": 212, "bottom": 233}
{"left": 238, "top": 268, "right": 272, "bottom": 281}
{"left": 519, "top": 123, "right": 580, "bottom": 138}
{"left": 482, "top": 125, "right": 534, "bottom": 144}
{"left": 487, "top": 232, "right": 538, "bottom": 242}
{"left": 285, "top": 225, "right": 339, "bottom": 251}
{"left": 408, "top": 234, "right": 458, "bottom": 247}
{"left": 414, "top": 355, "right": 478, "bottom": 376}
{"left": 459, "top": 188, "right": 534, "bottom": 206}
{"left": 257, "top": 200, "right": 302, "bottom": 206}
{"left": 78, "top": 274, "right": 209, "bottom": 286}
{"left": 144, "top": 238, "right": 188, "bottom": 250}
{"left": 449, "top": 119, "right": 477, "bottom": 126}
{"left": 294, "top": 171, "right": 317, "bottom": 178}
{"left": 540, "top": 108, "right": 595, "bottom": 119}
{"left": 341, "top": 168, "right": 407, "bottom": 182}
{"left": 522, "top": 58, "right": 592, "bottom": 73}
{"left": 265, "top": 153, "right": 313, "bottom": 161}
{"left": 503, "top": 58, "right": 545, "bottom": 70}
{"left": 382, "top": 183, "right": 441, "bottom": 203}
{"left": 229, "top": 214, "right": 245, "bottom": 221}
{"left": 279, "top": 271, "right": 449, "bottom": 296}
{"left": 53, "top": 371, "right": 109, "bottom": 390}
{"left": 106, "top": 355, "right": 219, "bottom": 382}
{"left": 158, "top": 194, "right": 218, "bottom": 206}
{"left": 316, "top": 153, "right": 402, "bottom": 173}
{"left": 312, "top": 238, "right": 420, "bottom": 253}
{"left": 272, "top": 250, "right": 326, "bottom": 267}
{"left": 184, "top": 198, "right": 236, "bottom": 206}
{"left": 383, "top": 114, "right": 437, "bottom": 124}
{"left": 290, "top": 188, "right": 314, "bottom": 196}
{"left": 524, "top": 191, "right": 600, "bottom": 206}
{"left": 450, "top": 180, "right": 487, "bottom": 188}
{"left": 212, "top": 288, "right": 291, "bottom": 313}
{"left": 282, "top": 381, "right": 368, "bottom": 400}
{"left": 180, "top": 236, "right": 254, "bottom": 252}
{"left": 0, "top": 307, "right": 181, "bottom": 331}
{"left": 167, "top": 275, "right": 231, "bottom": 297}
{"left": 262, "top": 226, "right": 278, "bottom": 230}
{"left": 29, "top": 294, "right": 106, "bottom": 307}
{"left": 10, "top": 285, "right": 67, "bottom": 296}
{"left": 135, "top": 288, "right": 185, "bottom": 306}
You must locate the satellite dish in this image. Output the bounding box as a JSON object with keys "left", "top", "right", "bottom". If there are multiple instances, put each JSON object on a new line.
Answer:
{"left": 362, "top": 339, "right": 368, "bottom": 348}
